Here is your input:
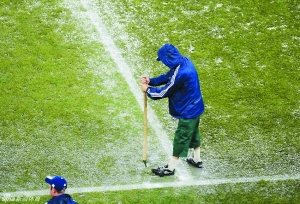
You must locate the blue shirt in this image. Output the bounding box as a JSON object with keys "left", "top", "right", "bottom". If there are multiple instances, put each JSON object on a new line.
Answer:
{"left": 45, "top": 194, "right": 77, "bottom": 204}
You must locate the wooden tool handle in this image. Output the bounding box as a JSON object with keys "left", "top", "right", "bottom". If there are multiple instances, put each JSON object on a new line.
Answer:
{"left": 143, "top": 92, "right": 147, "bottom": 164}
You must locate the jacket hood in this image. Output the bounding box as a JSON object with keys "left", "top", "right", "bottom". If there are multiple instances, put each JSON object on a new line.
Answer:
{"left": 157, "top": 44, "right": 183, "bottom": 69}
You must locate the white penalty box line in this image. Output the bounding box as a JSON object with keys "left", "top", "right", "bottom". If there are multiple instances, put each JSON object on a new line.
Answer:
{"left": 1, "top": 174, "right": 300, "bottom": 198}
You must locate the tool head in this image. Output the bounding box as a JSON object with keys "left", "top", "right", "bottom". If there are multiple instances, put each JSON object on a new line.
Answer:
{"left": 143, "top": 160, "right": 147, "bottom": 167}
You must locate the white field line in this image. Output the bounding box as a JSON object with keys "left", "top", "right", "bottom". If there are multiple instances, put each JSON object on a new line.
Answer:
{"left": 78, "top": 0, "right": 192, "bottom": 181}
{"left": 1, "top": 174, "right": 299, "bottom": 198}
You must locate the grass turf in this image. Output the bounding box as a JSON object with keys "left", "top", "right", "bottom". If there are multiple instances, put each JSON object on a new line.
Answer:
{"left": 0, "top": 0, "right": 299, "bottom": 203}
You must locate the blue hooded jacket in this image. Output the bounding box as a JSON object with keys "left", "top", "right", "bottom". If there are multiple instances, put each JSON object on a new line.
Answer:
{"left": 146, "top": 43, "right": 204, "bottom": 119}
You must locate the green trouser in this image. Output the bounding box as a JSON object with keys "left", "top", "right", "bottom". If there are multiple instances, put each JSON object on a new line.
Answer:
{"left": 173, "top": 116, "right": 201, "bottom": 157}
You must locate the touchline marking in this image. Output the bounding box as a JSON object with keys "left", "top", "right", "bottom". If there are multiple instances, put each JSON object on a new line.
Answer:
{"left": 78, "top": 0, "right": 192, "bottom": 181}
{"left": 1, "top": 174, "right": 299, "bottom": 198}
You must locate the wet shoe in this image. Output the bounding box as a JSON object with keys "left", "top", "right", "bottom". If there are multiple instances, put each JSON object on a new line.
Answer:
{"left": 186, "top": 158, "right": 203, "bottom": 168}
{"left": 152, "top": 165, "right": 175, "bottom": 177}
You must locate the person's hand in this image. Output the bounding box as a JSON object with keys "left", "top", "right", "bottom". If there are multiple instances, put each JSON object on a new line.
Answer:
{"left": 141, "top": 83, "right": 149, "bottom": 92}
{"left": 140, "top": 76, "right": 150, "bottom": 84}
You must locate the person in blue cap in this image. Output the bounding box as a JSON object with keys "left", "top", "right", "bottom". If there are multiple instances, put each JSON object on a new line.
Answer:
{"left": 141, "top": 43, "right": 205, "bottom": 177}
{"left": 45, "top": 175, "right": 77, "bottom": 204}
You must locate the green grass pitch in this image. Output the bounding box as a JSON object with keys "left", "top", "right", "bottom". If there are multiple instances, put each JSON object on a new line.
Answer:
{"left": 0, "top": 0, "right": 299, "bottom": 203}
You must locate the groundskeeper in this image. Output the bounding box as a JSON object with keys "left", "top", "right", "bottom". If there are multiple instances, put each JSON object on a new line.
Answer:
{"left": 45, "top": 175, "right": 77, "bottom": 204}
{"left": 140, "top": 43, "right": 205, "bottom": 177}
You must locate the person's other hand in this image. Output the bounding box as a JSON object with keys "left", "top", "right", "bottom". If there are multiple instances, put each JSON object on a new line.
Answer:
{"left": 140, "top": 76, "right": 150, "bottom": 84}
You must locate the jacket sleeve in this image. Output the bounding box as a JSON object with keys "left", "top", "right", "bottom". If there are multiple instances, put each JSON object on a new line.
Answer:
{"left": 149, "top": 70, "right": 173, "bottom": 86}
{"left": 146, "top": 67, "right": 183, "bottom": 99}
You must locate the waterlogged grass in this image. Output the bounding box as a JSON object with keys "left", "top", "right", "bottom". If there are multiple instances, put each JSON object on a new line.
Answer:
{"left": 0, "top": 0, "right": 299, "bottom": 203}
{"left": 73, "top": 179, "right": 300, "bottom": 204}
{"left": 2, "top": 179, "right": 300, "bottom": 203}
{"left": 0, "top": 0, "right": 161, "bottom": 192}
{"left": 95, "top": 0, "right": 300, "bottom": 177}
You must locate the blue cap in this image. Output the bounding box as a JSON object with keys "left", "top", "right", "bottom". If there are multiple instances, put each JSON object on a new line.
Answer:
{"left": 45, "top": 176, "right": 67, "bottom": 191}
